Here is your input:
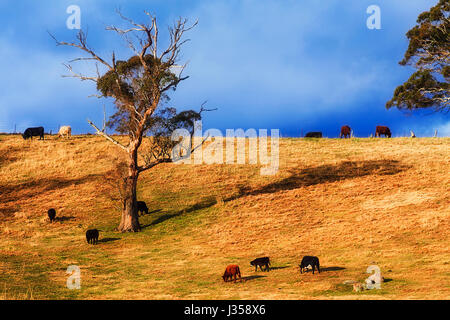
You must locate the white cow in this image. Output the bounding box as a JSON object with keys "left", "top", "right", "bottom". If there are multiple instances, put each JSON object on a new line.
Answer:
{"left": 58, "top": 126, "right": 72, "bottom": 138}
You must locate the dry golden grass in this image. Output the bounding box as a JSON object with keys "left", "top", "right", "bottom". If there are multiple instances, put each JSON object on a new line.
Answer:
{"left": 0, "top": 134, "right": 449, "bottom": 299}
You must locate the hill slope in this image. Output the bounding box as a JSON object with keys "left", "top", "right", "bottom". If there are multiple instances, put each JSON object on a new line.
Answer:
{"left": 0, "top": 135, "right": 449, "bottom": 299}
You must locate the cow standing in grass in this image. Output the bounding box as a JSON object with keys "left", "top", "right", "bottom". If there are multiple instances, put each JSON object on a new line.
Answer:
{"left": 340, "top": 125, "right": 351, "bottom": 138}
{"left": 299, "top": 256, "right": 321, "bottom": 274}
{"left": 58, "top": 126, "right": 72, "bottom": 138}
{"left": 47, "top": 209, "right": 56, "bottom": 223}
{"left": 137, "top": 201, "right": 149, "bottom": 216}
{"left": 250, "top": 257, "right": 271, "bottom": 272}
{"left": 375, "top": 126, "right": 392, "bottom": 138}
{"left": 86, "top": 229, "right": 100, "bottom": 244}
{"left": 22, "top": 127, "right": 44, "bottom": 140}
{"left": 222, "top": 265, "right": 242, "bottom": 282}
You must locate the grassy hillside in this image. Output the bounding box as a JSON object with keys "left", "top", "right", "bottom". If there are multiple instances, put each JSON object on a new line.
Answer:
{"left": 0, "top": 134, "right": 449, "bottom": 299}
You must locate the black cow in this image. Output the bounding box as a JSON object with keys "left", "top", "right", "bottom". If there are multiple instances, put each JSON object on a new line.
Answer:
{"left": 305, "top": 132, "right": 322, "bottom": 138}
{"left": 250, "top": 257, "right": 271, "bottom": 272}
{"left": 86, "top": 229, "right": 99, "bottom": 244}
{"left": 375, "top": 126, "right": 391, "bottom": 138}
{"left": 137, "top": 201, "right": 149, "bottom": 216}
{"left": 47, "top": 208, "right": 56, "bottom": 223}
{"left": 299, "top": 256, "right": 320, "bottom": 274}
{"left": 22, "top": 127, "right": 44, "bottom": 140}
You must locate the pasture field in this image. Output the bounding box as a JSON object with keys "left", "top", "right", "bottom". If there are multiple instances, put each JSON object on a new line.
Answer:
{"left": 0, "top": 134, "right": 449, "bottom": 300}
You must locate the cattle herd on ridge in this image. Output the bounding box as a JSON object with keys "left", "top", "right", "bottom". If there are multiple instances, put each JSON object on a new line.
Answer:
{"left": 22, "top": 123, "right": 391, "bottom": 292}
{"left": 21, "top": 124, "right": 398, "bottom": 140}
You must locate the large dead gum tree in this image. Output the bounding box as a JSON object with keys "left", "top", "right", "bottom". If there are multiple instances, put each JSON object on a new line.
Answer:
{"left": 52, "top": 11, "right": 198, "bottom": 232}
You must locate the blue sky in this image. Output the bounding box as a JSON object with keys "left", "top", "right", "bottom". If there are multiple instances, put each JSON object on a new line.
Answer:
{"left": 0, "top": 0, "right": 448, "bottom": 137}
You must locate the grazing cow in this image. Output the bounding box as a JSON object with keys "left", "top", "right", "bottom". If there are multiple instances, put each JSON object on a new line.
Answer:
{"left": 47, "top": 208, "right": 56, "bottom": 223}
{"left": 340, "top": 125, "right": 351, "bottom": 138}
{"left": 222, "top": 265, "right": 242, "bottom": 282}
{"left": 305, "top": 132, "right": 322, "bottom": 138}
{"left": 22, "top": 127, "right": 44, "bottom": 140}
{"left": 137, "top": 201, "right": 149, "bottom": 216}
{"left": 299, "top": 256, "right": 321, "bottom": 274}
{"left": 86, "top": 229, "right": 99, "bottom": 245}
{"left": 58, "top": 126, "right": 72, "bottom": 138}
{"left": 375, "top": 126, "right": 391, "bottom": 138}
{"left": 250, "top": 257, "right": 271, "bottom": 272}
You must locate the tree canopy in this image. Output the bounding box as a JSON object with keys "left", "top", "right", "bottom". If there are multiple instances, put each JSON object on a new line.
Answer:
{"left": 386, "top": 0, "right": 449, "bottom": 112}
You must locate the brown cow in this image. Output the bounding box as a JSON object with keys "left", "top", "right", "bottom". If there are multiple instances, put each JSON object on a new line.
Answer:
{"left": 375, "top": 126, "right": 391, "bottom": 138}
{"left": 340, "top": 125, "right": 351, "bottom": 138}
{"left": 222, "top": 265, "right": 242, "bottom": 282}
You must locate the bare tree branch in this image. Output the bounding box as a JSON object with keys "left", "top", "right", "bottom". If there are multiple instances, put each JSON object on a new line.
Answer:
{"left": 49, "top": 30, "right": 113, "bottom": 70}
{"left": 87, "top": 119, "right": 128, "bottom": 150}
{"left": 62, "top": 63, "right": 99, "bottom": 82}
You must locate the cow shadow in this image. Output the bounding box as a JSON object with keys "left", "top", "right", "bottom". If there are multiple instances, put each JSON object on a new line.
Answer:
{"left": 98, "top": 237, "right": 120, "bottom": 243}
{"left": 225, "top": 160, "right": 410, "bottom": 201}
{"left": 54, "top": 216, "right": 76, "bottom": 222}
{"left": 268, "top": 266, "right": 290, "bottom": 271}
{"left": 320, "top": 266, "right": 346, "bottom": 272}
{"left": 141, "top": 197, "right": 217, "bottom": 228}
{"left": 138, "top": 209, "right": 162, "bottom": 217}
{"left": 300, "top": 266, "right": 345, "bottom": 273}
{"left": 242, "top": 275, "right": 266, "bottom": 282}
{"left": 142, "top": 213, "right": 179, "bottom": 227}
{"left": 383, "top": 278, "right": 393, "bottom": 283}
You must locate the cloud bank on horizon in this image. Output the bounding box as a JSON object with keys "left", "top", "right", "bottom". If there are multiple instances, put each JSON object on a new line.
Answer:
{"left": 0, "top": 0, "right": 448, "bottom": 137}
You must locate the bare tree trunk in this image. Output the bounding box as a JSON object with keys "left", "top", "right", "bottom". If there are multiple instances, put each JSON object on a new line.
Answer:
{"left": 118, "top": 145, "right": 141, "bottom": 232}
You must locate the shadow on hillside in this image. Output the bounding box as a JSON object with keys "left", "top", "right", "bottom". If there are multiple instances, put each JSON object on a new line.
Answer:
{"left": 320, "top": 266, "right": 346, "bottom": 272}
{"left": 98, "top": 237, "right": 120, "bottom": 243}
{"left": 0, "top": 149, "right": 18, "bottom": 166}
{"left": 141, "top": 196, "right": 217, "bottom": 228}
{"left": 268, "top": 266, "right": 290, "bottom": 271}
{"left": 0, "top": 174, "right": 104, "bottom": 219}
{"left": 0, "top": 207, "right": 17, "bottom": 218}
{"left": 138, "top": 209, "right": 162, "bottom": 217}
{"left": 299, "top": 266, "right": 345, "bottom": 274}
{"left": 225, "top": 160, "right": 410, "bottom": 202}
{"left": 54, "top": 216, "right": 76, "bottom": 222}
{"left": 1, "top": 174, "right": 103, "bottom": 202}
{"left": 141, "top": 160, "right": 410, "bottom": 227}
{"left": 0, "top": 143, "right": 26, "bottom": 164}
{"left": 241, "top": 275, "right": 266, "bottom": 281}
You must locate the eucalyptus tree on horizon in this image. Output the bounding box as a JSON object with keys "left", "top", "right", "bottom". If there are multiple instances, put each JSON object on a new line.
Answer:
{"left": 387, "top": 0, "right": 449, "bottom": 112}
{"left": 51, "top": 11, "right": 198, "bottom": 232}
